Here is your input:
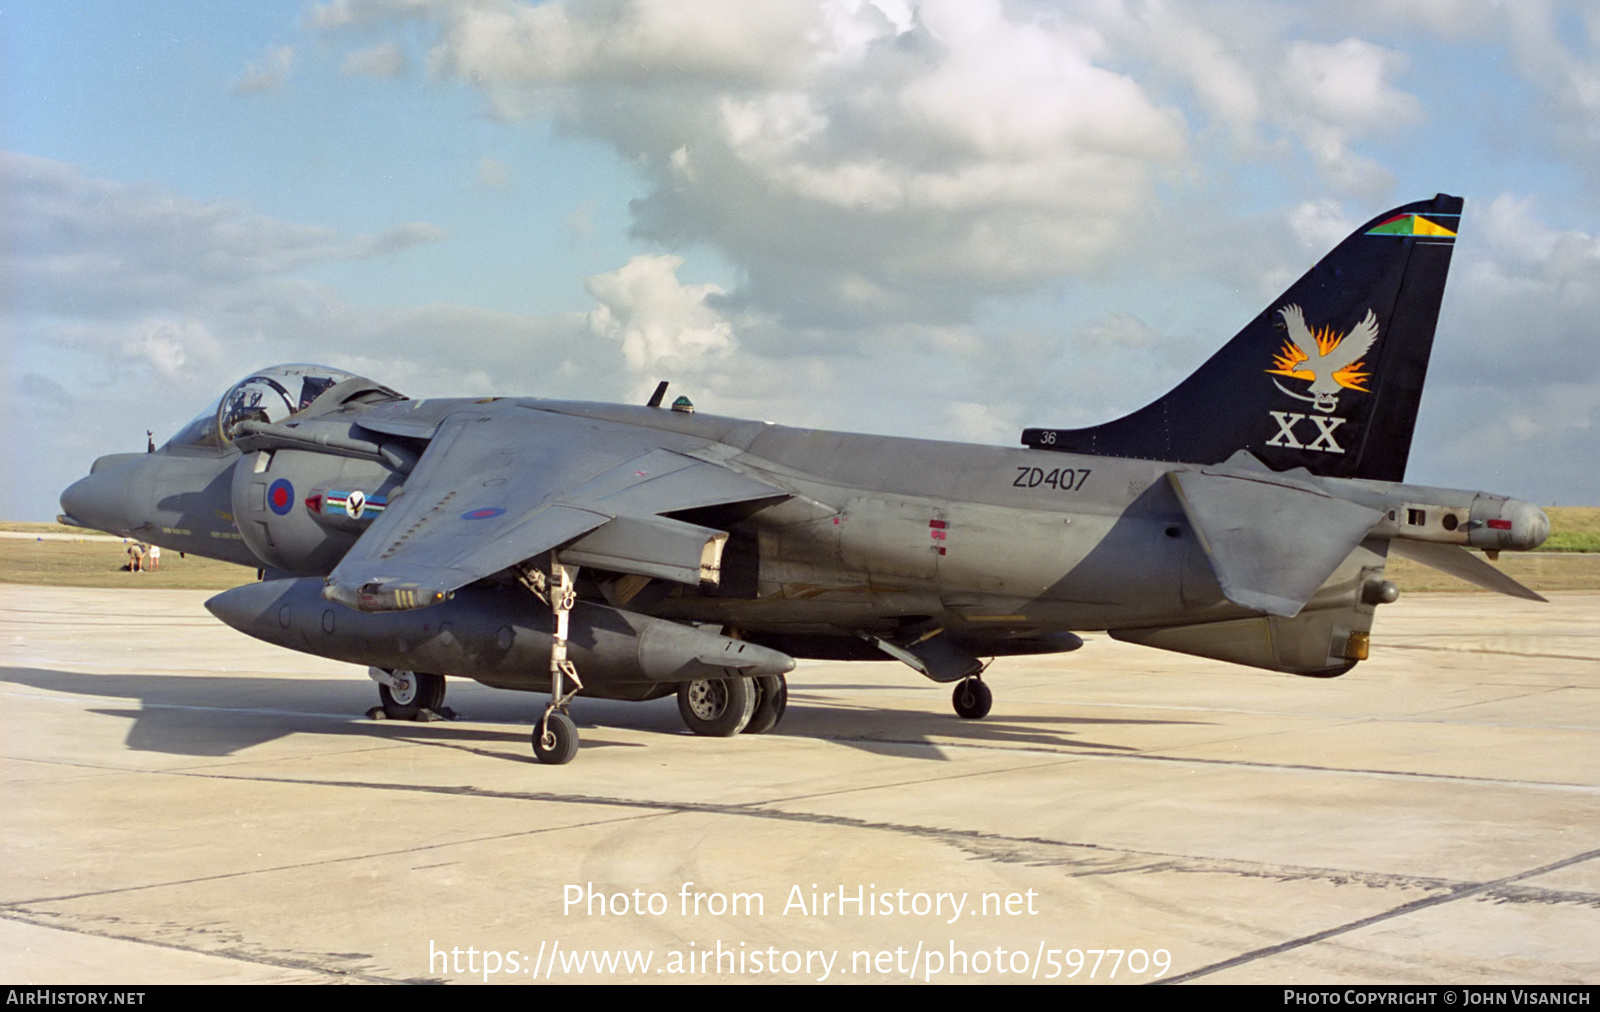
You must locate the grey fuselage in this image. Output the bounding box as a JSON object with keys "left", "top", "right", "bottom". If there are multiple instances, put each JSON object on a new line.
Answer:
{"left": 62, "top": 395, "right": 1546, "bottom": 678}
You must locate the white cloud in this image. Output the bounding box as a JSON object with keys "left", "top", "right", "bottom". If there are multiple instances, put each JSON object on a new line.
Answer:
{"left": 1091, "top": 4, "right": 1424, "bottom": 196}
{"left": 1, "top": 153, "right": 444, "bottom": 317}
{"left": 321, "top": 0, "right": 1189, "bottom": 326}
{"left": 231, "top": 44, "right": 296, "bottom": 93}
{"left": 341, "top": 41, "right": 408, "bottom": 78}
{"left": 477, "top": 155, "right": 511, "bottom": 189}
{"left": 116, "top": 318, "right": 223, "bottom": 379}
{"left": 1280, "top": 38, "right": 1419, "bottom": 132}
{"left": 1287, "top": 198, "right": 1358, "bottom": 251}
{"left": 585, "top": 255, "right": 737, "bottom": 375}
{"left": 1444, "top": 193, "right": 1600, "bottom": 391}
{"left": 0, "top": 152, "right": 597, "bottom": 518}
{"left": 1502, "top": 5, "right": 1600, "bottom": 158}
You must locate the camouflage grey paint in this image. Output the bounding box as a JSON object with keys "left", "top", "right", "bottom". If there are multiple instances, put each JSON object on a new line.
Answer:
{"left": 62, "top": 386, "right": 1549, "bottom": 687}
{"left": 59, "top": 196, "right": 1551, "bottom": 714}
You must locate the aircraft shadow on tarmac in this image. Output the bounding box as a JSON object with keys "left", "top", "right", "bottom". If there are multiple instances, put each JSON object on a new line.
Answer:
{"left": 2, "top": 666, "right": 1206, "bottom": 762}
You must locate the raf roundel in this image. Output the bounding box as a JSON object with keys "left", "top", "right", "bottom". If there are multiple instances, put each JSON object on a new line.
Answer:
{"left": 460, "top": 507, "right": 506, "bottom": 521}
{"left": 267, "top": 478, "right": 295, "bottom": 516}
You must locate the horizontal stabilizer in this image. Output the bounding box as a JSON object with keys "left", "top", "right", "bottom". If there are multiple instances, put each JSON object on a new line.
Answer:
{"left": 1388, "top": 540, "right": 1547, "bottom": 602}
{"left": 1169, "top": 466, "right": 1383, "bottom": 618}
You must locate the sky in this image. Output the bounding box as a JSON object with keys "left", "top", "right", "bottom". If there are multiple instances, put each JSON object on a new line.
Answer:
{"left": 4, "top": 0, "right": 1599, "bottom": 521}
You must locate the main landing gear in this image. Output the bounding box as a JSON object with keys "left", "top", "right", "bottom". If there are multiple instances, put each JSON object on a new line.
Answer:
{"left": 745, "top": 674, "right": 788, "bottom": 735}
{"left": 370, "top": 668, "right": 447, "bottom": 720}
{"left": 676, "top": 673, "right": 788, "bottom": 736}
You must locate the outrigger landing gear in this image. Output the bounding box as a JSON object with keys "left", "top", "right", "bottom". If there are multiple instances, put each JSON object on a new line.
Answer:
{"left": 951, "top": 675, "right": 992, "bottom": 719}
{"left": 531, "top": 557, "right": 584, "bottom": 765}
{"left": 534, "top": 710, "right": 579, "bottom": 764}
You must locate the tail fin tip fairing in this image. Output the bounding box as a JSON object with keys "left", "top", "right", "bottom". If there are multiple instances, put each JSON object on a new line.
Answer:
{"left": 1022, "top": 193, "right": 1463, "bottom": 483}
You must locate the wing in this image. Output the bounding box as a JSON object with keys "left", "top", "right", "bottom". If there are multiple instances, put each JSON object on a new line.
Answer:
{"left": 324, "top": 404, "right": 789, "bottom": 612}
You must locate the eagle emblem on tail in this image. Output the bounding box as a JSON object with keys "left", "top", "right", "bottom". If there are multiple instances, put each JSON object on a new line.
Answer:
{"left": 1269, "top": 304, "right": 1379, "bottom": 412}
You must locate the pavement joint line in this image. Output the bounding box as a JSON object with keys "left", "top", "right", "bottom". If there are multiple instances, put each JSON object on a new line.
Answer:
{"left": 1407, "top": 685, "right": 1573, "bottom": 721}
{"left": 161, "top": 742, "right": 425, "bottom": 772}
{"left": 957, "top": 697, "right": 1600, "bottom": 730}
{"left": 3, "top": 809, "right": 671, "bottom": 908}
{"left": 1383, "top": 644, "right": 1600, "bottom": 663}
{"left": 0, "top": 691, "right": 368, "bottom": 722}
{"left": 125, "top": 769, "right": 1600, "bottom": 908}
{"left": 0, "top": 910, "right": 420, "bottom": 984}
{"left": 1133, "top": 717, "right": 1382, "bottom": 758}
{"left": 748, "top": 755, "right": 1090, "bottom": 808}
{"left": 7, "top": 716, "right": 1597, "bottom": 792}
{"left": 1157, "top": 845, "right": 1600, "bottom": 985}
{"left": 805, "top": 736, "right": 1600, "bottom": 792}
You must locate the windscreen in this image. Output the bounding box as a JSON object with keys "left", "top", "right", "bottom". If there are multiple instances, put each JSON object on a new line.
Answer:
{"left": 163, "top": 364, "right": 360, "bottom": 452}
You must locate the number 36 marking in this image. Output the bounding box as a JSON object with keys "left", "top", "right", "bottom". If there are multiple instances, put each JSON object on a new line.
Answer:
{"left": 1013, "top": 466, "right": 1090, "bottom": 491}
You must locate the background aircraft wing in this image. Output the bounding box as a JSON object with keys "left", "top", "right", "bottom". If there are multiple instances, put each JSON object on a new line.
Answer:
{"left": 325, "top": 405, "right": 788, "bottom": 611}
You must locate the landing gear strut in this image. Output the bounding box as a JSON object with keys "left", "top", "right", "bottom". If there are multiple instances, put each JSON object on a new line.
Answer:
{"left": 531, "top": 558, "right": 584, "bottom": 764}
{"left": 951, "top": 676, "right": 992, "bottom": 719}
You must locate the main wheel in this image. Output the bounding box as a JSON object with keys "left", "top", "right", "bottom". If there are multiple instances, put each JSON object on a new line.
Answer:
{"left": 677, "top": 677, "right": 756, "bottom": 736}
{"left": 532, "top": 711, "right": 579, "bottom": 765}
{"left": 742, "top": 675, "right": 788, "bottom": 735}
{"left": 378, "top": 670, "right": 446, "bottom": 720}
{"left": 951, "top": 677, "right": 992, "bottom": 719}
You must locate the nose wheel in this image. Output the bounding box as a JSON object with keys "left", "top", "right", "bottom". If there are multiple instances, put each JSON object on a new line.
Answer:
{"left": 952, "top": 676, "right": 992, "bottom": 719}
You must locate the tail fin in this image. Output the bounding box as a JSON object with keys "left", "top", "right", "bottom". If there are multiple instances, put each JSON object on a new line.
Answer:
{"left": 1021, "top": 194, "right": 1463, "bottom": 481}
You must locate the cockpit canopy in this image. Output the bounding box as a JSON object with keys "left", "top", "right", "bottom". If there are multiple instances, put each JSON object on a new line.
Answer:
{"left": 163, "top": 364, "right": 367, "bottom": 452}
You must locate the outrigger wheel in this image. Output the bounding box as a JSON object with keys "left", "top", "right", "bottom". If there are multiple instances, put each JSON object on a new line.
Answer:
{"left": 952, "top": 676, "right": 992, "bottom": 720}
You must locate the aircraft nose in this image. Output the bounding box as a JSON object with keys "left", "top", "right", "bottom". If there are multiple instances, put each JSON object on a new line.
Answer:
{"left": 60, "top": 461, "right": 145, "bottom": 536}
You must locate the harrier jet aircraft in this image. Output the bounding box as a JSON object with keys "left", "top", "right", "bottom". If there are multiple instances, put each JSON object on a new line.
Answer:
{"left": 60, "top": 194, "right": 1549, "bottom": 764}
